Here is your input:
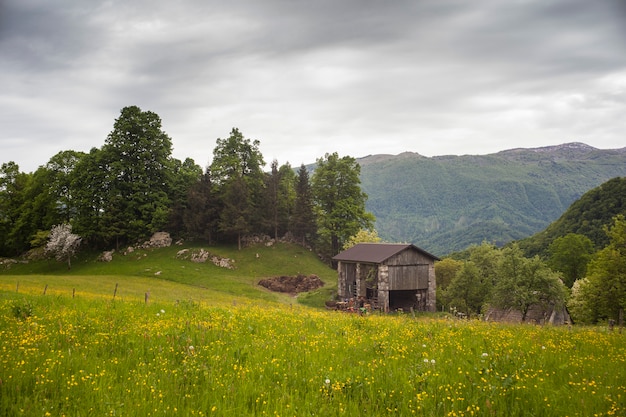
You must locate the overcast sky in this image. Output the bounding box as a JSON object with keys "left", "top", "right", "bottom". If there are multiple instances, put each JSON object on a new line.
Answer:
{"left": 2, "top": 0, "right": 625, "bottom": 173}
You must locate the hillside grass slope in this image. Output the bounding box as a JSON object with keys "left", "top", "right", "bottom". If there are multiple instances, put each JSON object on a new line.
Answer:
{"left": 0, "top": 242, "right": 337, "bottom": 308}
{"left": 1, "top": 239, "right": 625, "bottom": 416}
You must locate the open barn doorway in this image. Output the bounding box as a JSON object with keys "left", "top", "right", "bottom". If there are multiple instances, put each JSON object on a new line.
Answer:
{"left": 389, "top": 289, "right": 428, "bottom": 312}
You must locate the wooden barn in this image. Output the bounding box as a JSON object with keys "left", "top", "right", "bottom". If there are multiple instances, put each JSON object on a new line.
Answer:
{"left": 332, "top": 243, "right": 439, "bottom": 312}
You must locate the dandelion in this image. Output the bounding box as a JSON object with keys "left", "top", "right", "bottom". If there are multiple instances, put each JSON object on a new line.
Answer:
{"left": 482, "top": 353, "right": 489, "bottom": 357}
{"left": 325, "top": 378, "right": 331, "bottom": 385}
{"left": 424, "top": 359, "right": 430, "bottom": 364}
{"left": 430, "top": 359, "right": 436, "bottom": 365}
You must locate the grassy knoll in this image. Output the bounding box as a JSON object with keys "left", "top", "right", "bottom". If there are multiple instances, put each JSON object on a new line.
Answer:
{"left": 0, "top": 292, "right": 624, "bottom": 417}
{"left": 0, "top": 242, "right": 337, "bottom": 307}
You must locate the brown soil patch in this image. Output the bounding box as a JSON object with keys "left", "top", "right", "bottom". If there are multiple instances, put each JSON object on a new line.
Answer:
{"left": 258, "top": 274, "right": 324, "bottom": 295}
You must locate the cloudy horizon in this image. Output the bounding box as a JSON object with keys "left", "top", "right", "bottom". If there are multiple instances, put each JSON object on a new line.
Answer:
{"left": 2, "top": 0, "right": 626, "bottom": 172}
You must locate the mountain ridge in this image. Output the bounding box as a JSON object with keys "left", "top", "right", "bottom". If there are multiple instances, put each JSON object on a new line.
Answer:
{"left": 356, "top": 142, "right": 626, "bottom": 256}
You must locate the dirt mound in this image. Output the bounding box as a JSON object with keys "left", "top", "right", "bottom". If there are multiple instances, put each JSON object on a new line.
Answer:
{"left": 258, "top": 274, "right": 324, "bottom": 294}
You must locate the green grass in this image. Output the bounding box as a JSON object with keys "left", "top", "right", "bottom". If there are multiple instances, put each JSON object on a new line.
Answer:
{"left": 1, "top": 243, "right": 624, "bottom": 416}
{"left": 1, "top": 242, "right": 338, "bottom": 307}
{"left": 0, "top": 292, "right": 624, "bottom": 416}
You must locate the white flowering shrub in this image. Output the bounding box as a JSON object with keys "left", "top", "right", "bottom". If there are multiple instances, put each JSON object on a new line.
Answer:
{"left": 45, "top": 224, "right": 82, "bottom": 269}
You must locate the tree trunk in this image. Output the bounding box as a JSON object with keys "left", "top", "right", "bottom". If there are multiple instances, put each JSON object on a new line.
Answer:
{"left": 521, "top": 305, "right": 529, "bottom": 323}
{"left": 331, "top": 234, "right": 339, "bottom": 256}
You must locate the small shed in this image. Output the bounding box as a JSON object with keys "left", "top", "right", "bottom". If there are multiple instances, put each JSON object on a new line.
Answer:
{"left": 332, "top": 243, "right": 439, "bottom": 312}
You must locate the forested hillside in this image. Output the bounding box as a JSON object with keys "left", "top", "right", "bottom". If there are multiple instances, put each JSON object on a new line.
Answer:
{"left": 516, "top": 176, "right": 626, "bottom": 258}
{"left": 359, "top": 143, "right": 626, "bottom": 256}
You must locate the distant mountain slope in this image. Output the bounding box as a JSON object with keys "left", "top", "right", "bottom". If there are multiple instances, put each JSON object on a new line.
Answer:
{"left": 516, "top": 176, "right": 626, "bottom": 258}
{"left": 358, "top": 143, "right": 626, "bottom": 256}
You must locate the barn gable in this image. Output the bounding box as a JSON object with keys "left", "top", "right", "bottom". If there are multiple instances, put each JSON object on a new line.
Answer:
{"left": 333, "top": 243, "right": 439, "bottom": 312}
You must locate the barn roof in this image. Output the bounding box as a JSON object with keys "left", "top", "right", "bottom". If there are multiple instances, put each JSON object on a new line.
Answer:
{"left": 332, "top": 243, "right": 439, "bottom": 264}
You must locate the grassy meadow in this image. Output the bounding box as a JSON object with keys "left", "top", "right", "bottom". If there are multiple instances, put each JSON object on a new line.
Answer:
{"left": 1, "top": 243, "right": 624, "bottom": 416}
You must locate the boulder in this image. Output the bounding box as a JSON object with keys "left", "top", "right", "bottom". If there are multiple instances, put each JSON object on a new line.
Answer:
{"left": 99, "top": 250, "right": 115, "bottom": 262}
{"left": 143, "top": 232, "right": 172, "bottom": 248}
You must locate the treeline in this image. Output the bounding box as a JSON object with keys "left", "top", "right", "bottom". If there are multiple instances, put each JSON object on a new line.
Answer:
{"left": 0, "top": 106, "right": 373, "bottom": 259}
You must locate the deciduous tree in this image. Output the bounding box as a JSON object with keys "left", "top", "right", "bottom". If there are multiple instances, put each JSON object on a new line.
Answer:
{"left": 210, "top": 128, "right": 265, "bottom": 248}
{"left": 45, "top": 224, "right": 81, "bottom": 269}
{"left": 446, "top": 262, "right": 488, "bottom": 318}
{"left": 435, "top": 258, "right": 464, "bottom": 310}
{"left": 311, "top": 153, "right": 374, "bottom": 259}
{"left": 0, "top": 162, "right": 31, "bottom": 255}
{"left": 574, "top": 215, "right": 626, "bottom": 324}
{"left": 104, "top": 106, "right": 174, "bottom": 243}
{"left": 72, "top": 106, "right": 175, "bottom": 248}
{"left": 492, "top": 244, "right": 567, "bottom": 322}
{"left": 342, "top": 229, "right": 382, "bottom": 250}
{"left": 548, "top": 233, "right": 594, "bottom": 288}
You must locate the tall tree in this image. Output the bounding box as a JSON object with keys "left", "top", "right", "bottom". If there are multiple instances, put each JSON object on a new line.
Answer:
{"left": 9, "top": 167, "right": 53, "bottom": 253}
{"left": 210, "top": 128, "right": 264, "bottom": 187}
{"left": 183, "top": 170, "right": 219, "bottom": 243}
{"left": 103, "top": 106, "right": 174, "bottom": 245}
{"left": 277, "top": 163, "right": 296, "bottom": 237}
{"left": 44, "top": 150, "right": 85, "bottom": 223}
{"left": 219, "top": 176, "right": 251, "bottom": 250}
{"left": 262, "top": 161, "right": 296, "bottom": 240}
{"left": 167, "top": 157, "right": 203, "bottom": 237}
{"left": 265, "top": 160, "right": 282, "bottom": 240}
{"left": 72, "top": 147, "right": 113, "bottom": 247}
{"left": 292, "top": 164, "right": 316, "bottom": 246}
{"left": 311, "top": 153, "right": 374, "bottom": 258}
{"left": 0, "top": 162, "right": 31, "bottom": 255}
{"left": 71, "top": 106, "right": 175, "bottom": 248}
{"left": 209, "top": 128, "right": 265, "bottom": 247}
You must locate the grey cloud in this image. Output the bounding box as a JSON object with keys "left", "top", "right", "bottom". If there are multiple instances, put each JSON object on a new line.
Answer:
{"left": 1, "top": 0, "right": 625, "bottom": 172}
